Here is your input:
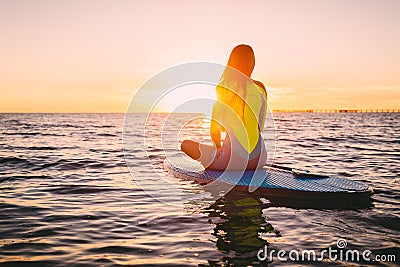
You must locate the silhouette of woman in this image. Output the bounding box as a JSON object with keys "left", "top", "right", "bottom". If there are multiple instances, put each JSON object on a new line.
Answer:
{"left": 181, "top": 44, "right": 267, "bottom": 170}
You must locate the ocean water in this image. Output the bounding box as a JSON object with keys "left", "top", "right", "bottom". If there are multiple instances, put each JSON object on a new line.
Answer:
{"left": 0, "top": 113, "right": 399, "bottom": 266}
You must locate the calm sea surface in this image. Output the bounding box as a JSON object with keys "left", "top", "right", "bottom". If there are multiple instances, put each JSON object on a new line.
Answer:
{"left": 0, "top": 113, "right": 399, "bottom": 266}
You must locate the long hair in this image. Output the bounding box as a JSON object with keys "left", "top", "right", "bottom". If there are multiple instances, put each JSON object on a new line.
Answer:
{"left": 217, "top": 45, "right": 255, "bottom": 123}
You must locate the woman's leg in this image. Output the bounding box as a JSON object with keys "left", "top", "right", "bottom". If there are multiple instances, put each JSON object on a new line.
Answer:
{"left": 181, "top": 140, "right": 266, "bottom": 171}
{"left": 181, "top": 140, "right": 216, "bottom": 168}
{"left": 181, "top": 140, "right": 201, "bottom": 160}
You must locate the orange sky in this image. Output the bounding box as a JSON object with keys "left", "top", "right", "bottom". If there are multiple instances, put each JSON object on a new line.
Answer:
{"left": 0, "top": 0, "right": 399, "bottom": 112}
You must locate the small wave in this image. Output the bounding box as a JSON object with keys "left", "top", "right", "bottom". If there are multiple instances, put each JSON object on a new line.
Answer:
{"left": 93, "top": 125, "right": 115, "bottom": 128}
{"left": 36, "top": 123, "right": 85, "bottom": 129}
{"left": 27, "top": 159, "right": 66, "bottom": 170}
{"left": 0, "top": 156, "right": 28, "bottom": 164}
{"left": 324, "top": 124, "right": 342, "bottom": 129}
{"left": 2, "top": 132, "right": 66, "bottom": 137}
{"left": 46, "top": 185, "right": 121, "bottom": 195}
{"left": 320, "top": 136, "right": 345, "bottom": 142}
{"left": 2, "top": 119, "right": 20, "bottom": 125}
{"left": 89, "top": 148, "right": 122, "bottom": 153}
{"left": 344, "top": 144, "right": 395, "bottom": 153}
{"left": 42, "top": 213, "right": 109, "bottom": 223}
{"left": 0, "top": 242, "right": 63, "bottom": 256}
{"left": 0, "top": 174, "right": 51, "bottom": 183}
{"left": 0, "top": 260, "right": 57, "bottom": 267}
{"left": 97, "top": 133, "right": 118, "bottom": 137}
{"left": 145, "top": 147, "right": 164, "bottom": 153}
{"left": 30, "top": 158, "right": 112, "bottom": 171}
{"left": 25, "top": 146, "right": 60, "bottom": 151}
{"left": 3, "top": 132, "right": 41, "bottom": 136}
{"left": 0, "top": 156, "right": 36, "bottom": 170}
{"left": 87, "top": 245, "right": 146, "bottom": 254}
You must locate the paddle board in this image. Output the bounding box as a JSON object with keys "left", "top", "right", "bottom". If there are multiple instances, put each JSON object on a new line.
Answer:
{"left": 164, "top": 155, "right": 373, "bottom": 200}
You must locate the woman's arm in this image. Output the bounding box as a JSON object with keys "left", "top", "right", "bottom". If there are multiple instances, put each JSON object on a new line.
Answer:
{"left": 210, "top": 121, "right": 222, "bottom": 148}
{"left": 210, "top": 102, "right": 223, "bottom": 148}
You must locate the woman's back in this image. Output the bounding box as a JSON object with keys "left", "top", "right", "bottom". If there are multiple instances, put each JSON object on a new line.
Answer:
{"left": 181, "top": 44, "right": 268, "bottom": 171}
{"left": 211, "top": 78, "right": 267, "bottom": 169}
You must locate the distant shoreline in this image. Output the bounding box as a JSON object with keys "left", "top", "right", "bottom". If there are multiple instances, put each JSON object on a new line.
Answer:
{"left": 0, "top": 109, "right": 399, "bottom": 114}
{"left": 273, "top": 109, "right": 400, "bottom": 113}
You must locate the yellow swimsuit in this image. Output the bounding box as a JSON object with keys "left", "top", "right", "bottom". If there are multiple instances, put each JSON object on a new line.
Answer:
{"left": 209, "top": 80, "right": 267, "bottom": 169}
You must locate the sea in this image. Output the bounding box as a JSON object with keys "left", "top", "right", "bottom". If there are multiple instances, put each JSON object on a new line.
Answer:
{"left": 0, "top": 113, "right": 399, "bottom": 266}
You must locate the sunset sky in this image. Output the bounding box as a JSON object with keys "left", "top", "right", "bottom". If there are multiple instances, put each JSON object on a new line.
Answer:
{"left": 0, "top": 0, "right": 399, "bottom": 112}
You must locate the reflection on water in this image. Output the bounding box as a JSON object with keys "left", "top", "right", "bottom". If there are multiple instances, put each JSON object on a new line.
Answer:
{"left": 203, "top": 191, "right": 274, "bottom": 266}
{"left": 202, "top": 189, "right": 374, "bottom": 266}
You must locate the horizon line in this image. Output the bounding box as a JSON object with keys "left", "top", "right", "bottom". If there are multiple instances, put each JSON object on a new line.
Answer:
{"left": 0, "top": 109, "right": 399, "bottom": 114}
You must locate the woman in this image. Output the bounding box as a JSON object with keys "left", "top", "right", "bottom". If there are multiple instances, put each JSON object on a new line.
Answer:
{"left": 181, "top": 44, "right": 267, "bottom": 171}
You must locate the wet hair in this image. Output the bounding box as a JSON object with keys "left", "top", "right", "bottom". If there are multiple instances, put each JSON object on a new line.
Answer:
{"left": 217, "top": 44, "right": 255, "bottom": 122}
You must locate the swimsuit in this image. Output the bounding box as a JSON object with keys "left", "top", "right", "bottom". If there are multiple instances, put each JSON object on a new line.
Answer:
{"left": 200, "top": 80, "right": 268, "bottom": 170}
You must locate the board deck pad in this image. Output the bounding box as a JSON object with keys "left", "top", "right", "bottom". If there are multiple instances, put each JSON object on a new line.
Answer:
{"left": 164, "top": 156, "right": 372, "bottom": 196}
